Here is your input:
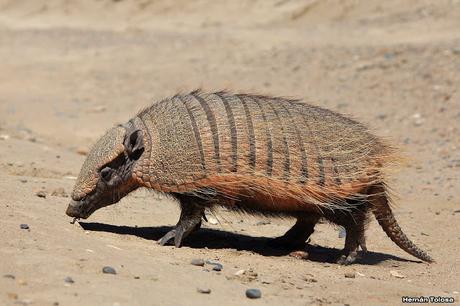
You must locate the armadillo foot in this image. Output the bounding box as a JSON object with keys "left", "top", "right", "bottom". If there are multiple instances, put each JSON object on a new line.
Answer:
{"left": 158, "top": 229, "right": 178, "bottom": 246}
{"left": 157, "top": 220, "right": 202, "bottom": 248}
{"left": 336, "top": 226, "right": 363, "bottom": 265}
{"left": 158, "top": 199, "right": 205, "bottom": 248}
{"left": 335, "top": 224, "right": 364, "bottom": 265}
{"left": 336, "top": 251, "right": 359, "bottom": 265}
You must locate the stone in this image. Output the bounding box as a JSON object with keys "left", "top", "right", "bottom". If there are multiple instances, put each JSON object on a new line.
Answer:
{"left": 190, "top": 258, "right": 205, "bottom": 266}
{"left": 246, "top": 289, "right": 262, "bottom": 299}
{"left": 102, "top": 266, "right": 117, "bottom": 275}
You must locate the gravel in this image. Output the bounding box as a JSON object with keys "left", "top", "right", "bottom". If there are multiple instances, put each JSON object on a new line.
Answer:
{"left": 20, "top": 224, "right": 29, "bottom": 230}
{"left": 197, "top": 288, "right": 211, "bottom": 294}
{"left": 102, "top": 266, "right": 117, "bottom": 275}
{"left": 36, "top": 190, "right": 46, "bottom": 198}
{"left": 246, "top": 288, "right": 262, "bottom": 299}
{"left": 190, "top": 258, "right": 205, "bottom": 266}
{"left": 64, "top": 276, "right": 74, "bottom": 284}
{"left": 205, "top": 260, "right": 223, "bottom": 271}
{"left": 344, "top": 272, "right": 356, "bottom": 278}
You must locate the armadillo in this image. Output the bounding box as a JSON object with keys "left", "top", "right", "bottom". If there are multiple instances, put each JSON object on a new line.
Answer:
{"left": 66, "top": 90, "right": 433, "bottom": 264}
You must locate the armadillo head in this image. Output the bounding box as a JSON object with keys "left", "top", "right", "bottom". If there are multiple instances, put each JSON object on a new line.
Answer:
{"left": 66, "top": 124, "right": 144, "bottom": 219}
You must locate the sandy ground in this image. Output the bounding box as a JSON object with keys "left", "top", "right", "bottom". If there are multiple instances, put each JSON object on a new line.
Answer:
{"left": 0, "top": 0, "right": 460, "bottom": 305}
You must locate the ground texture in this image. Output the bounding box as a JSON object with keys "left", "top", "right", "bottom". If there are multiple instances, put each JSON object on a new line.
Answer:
{"left": 0, "top": 1, "right": 459, "bottom": 305}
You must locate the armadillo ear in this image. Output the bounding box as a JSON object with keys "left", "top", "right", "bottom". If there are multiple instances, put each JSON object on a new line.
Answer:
{"left": 124, "top": 129, "right": 144, "bottom": 160}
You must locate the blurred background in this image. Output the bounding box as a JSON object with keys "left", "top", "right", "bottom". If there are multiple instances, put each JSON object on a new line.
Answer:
{"left": 0, "top": 1, "right": 459, "bottom": 305}
{"left": 1, "top": 0, "right": 459, "bottom": 198}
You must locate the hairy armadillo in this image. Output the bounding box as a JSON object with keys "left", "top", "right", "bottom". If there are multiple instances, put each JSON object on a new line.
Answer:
{"left": 66, "top": 90, "right": 433, "bottom": 264}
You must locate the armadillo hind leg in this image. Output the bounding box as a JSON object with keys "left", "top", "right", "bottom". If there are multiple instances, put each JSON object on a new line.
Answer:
{"left": 269, "top": 214, "right": 321, "bottom": 249}
{"left": 324, "top": 201, "right": 370, "bottom": 265}
{"left": 158, "top": 198, "right": 205, "bottom": 248}
{"left": 336, "top": 220, "right": 367, "bottom": 265}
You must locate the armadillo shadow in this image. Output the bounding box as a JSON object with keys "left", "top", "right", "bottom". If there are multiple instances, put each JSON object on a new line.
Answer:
{"left": 78, "top": 222, "right": 418, "bottom": 265}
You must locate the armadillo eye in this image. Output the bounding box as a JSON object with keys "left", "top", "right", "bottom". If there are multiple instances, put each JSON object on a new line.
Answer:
{"left": 100, "top": 167, "right": 113, "bottom": 182}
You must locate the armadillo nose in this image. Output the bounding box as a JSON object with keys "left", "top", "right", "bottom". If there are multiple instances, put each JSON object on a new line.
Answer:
{"left": 66, "top": 200, "right": 82, "bottom": 218}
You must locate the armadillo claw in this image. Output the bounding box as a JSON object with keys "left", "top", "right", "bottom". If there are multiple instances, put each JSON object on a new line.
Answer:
{"left": 157, "top": 223, "right": 197, "bottom": 248}
{"left": 157, "top": 228, "right": 187, "bottom": 247}
{"left": 336, "top": 251, "right": 359, "bottom": 265}
{"left": 174, "top": 231, "right": 184, "bottom": 248}
{"left": 158, "top": 229, "right": 177, "bottom": 246}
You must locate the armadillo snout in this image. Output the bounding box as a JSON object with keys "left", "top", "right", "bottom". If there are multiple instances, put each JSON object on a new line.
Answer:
{"left": 66, "top": 200, "right": 91, "bottom": 219}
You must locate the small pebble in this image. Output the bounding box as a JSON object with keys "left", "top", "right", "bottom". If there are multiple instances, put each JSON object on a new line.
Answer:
{"left": 102, "top": 266, "right": 117, "bottom": 274}
{"left": 344, "top": 272, "right": 355, "bottom": 278}
{"left": 289, "top": 250, "right": 309, "bottom": 260}
{"left": 64, "top": 276, "right": 74, "bottom": 284}
{"left": 36, "top": 190, "right": 46, "bottom": 198}
{"left": 234, "top": 269, "right": 245, "bottom": 276}
{"left": 20, "top": 224, "right": 29, "bottom": 230}
{"left": 212, "top": 264, "right": 223, "bottom": 271}
{"left": 190, "top": 258, "right": 205, "bottom": 266}
{"left": 205, "top": 260, "right": 223, "bottom": 271}
{"left": 51, "top": 187, "right": 68, "bottom": 198}
{"left": 452, "top": 47, "right": 460, "bottom": 55}
{"left": 7, "top": 292, "right": 18, "bottom": 300}
{"left": 20, "top": 179, "right": 27, "bottom": 183}
{"left": 390, "top": 270, "right": 405, "bottom": 279}
{"left": 246, "top": 288, "right": 262, "bottom": 299}
{"left": 197, "top": 288, "right": 211, "bottom": 294}
{"left": 3, "top": 274, "right": 15, "bottom": 279}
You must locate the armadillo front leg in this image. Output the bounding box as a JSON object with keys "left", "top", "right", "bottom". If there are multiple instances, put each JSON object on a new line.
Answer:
{"left": 158, "top": 199, "right": 205, "bottom": 248}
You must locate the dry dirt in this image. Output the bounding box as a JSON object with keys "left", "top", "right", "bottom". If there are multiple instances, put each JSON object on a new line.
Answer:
{"left": 0, "top": 1, "right": 459, "bottom": 305}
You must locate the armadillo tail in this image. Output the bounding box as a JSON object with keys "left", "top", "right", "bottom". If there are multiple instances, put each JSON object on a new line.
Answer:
{"left": 368, "top": 184, "right": 434, "bottom": 263}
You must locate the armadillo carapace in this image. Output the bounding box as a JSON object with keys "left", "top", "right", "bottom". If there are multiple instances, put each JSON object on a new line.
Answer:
{"left": 66, "top": 90, "right": 433, "bottom": 264}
